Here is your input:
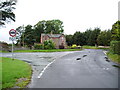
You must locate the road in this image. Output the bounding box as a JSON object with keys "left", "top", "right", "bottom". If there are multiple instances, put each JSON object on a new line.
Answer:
{"left": 2, "top": 49, "right": 120, "bottom": 88}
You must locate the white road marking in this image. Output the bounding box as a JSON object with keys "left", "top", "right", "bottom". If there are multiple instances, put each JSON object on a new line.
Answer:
{"left": 37, "top": 52, "right": 73, "bottom": 79}
{"left": 38, "top": 59, "right": 56, "bottom": 79}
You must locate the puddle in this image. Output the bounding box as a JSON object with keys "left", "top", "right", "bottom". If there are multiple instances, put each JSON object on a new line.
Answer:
{"left": 104, "top": 57, "right": 110, "bottom": 62}
{"left": 83, "top": 55, "right": 87, "bottom": 57}
{"left": 106, "top": 59, "right": 110, "bottom": 62}
{"left": 76, "top": 58, "right": 81, "bottom": 60}
{"left": 112, "top": 65, "right": 120, "bottom": 68}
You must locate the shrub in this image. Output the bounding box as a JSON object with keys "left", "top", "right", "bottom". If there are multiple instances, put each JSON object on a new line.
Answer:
{"left": 34, "top": 44, "right": 44, "bottom": 49}
{"left": 110, "top": 41, "right": 120, "bottom": 55}
{"left": 71, "top": 44, "right": 77, "bottom": 49}
{"left": 44, "top": 40, "right": 55, "bottom": 49}
{"left": 59, "top": 45, "right": 64, "bottom": 49}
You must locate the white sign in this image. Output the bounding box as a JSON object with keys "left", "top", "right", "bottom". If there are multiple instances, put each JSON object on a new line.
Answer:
{"left": 9, "top": 37, "right": 16, "bottom": 41}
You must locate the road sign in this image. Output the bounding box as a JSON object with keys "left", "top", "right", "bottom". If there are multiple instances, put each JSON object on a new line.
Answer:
{"left": 9, "top": 37, "right": 16, "bottom": 41}
{"left": 9, "top": 29, "right": 16, "bottom": 37}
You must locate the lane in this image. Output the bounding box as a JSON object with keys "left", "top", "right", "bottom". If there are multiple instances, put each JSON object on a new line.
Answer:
{"left": 30, "top": 49, "right": 119, "bottom": 88}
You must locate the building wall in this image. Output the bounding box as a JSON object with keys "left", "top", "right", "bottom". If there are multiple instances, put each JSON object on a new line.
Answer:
{"left": 41, "top": 34, "right": 67, "bottom": 49}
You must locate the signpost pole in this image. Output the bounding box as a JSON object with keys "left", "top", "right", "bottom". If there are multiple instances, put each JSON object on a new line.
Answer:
{"left": 9, "top": 29, "right": 16, "bottom": 60}
{"left": 12, "top": 40, "right": 14, "bottom": 60}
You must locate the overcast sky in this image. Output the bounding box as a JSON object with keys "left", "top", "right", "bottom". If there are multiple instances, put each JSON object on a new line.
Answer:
{"left": 0, "top": 0, "right": 119, "bottom": 43}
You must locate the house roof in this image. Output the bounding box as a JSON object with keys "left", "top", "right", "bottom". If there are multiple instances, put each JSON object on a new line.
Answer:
{"left": 41, "top": 34, "right": 64, "bottom": 38}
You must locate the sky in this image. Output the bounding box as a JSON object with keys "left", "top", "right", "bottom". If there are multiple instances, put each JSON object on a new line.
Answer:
{"left": 0, "top": 0, "right": 119, "bottom": 43}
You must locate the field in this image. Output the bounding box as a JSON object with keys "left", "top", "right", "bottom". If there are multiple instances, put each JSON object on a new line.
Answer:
{"left": 1, "top": 57, "right": 32, "bottom": 89}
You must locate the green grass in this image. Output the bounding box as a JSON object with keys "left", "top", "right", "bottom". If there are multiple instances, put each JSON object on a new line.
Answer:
{"left": 0, "top": 50, "right": 9, "bottom": 53}
{"left": 0, "top": 57, "right": 2, "bottom": 90}
{"left": 107, "top": 52, "right": 120, "bottom": 64}
{"left": 14, "top": 49, "right": 81, "bottom": 52}
{"left": 1, "top": 57, "right": 32, "bottom": 89}
{"left": 83, "top": 46, "right": 109, "bottom": 50}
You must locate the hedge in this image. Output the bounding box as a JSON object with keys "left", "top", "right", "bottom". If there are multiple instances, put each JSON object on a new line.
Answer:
{"left": 110, "top": 41, "right": 120, "bottom": 55}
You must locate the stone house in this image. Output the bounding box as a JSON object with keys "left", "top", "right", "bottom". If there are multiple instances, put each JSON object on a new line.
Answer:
{"left": 41, "top": 33, "right": 67, "bottom": 49}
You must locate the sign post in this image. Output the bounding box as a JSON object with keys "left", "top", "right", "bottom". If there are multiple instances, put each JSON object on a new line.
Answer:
{"left": 9, "top": 29, "right": 16, "bottom": 60}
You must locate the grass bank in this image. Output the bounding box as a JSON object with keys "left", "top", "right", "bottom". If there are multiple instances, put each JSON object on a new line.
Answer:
{"left": 1, "top": 57, "right": 32, "bottom": 89}
{"left": 107, "top": 52, "right": 120, "bottom": 64}
{"left": 14, "top": 49, "right": 81, "bottom": 52}
{"left": 83, "top": 46, "right": 109, "bottom": 50}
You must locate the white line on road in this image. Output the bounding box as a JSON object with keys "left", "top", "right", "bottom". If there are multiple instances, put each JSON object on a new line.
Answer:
{"left": 38, "top": 59, "right": 56, "bottom": 79}
{"left": 37, "top": 52, "right": 73, "bottom": 79}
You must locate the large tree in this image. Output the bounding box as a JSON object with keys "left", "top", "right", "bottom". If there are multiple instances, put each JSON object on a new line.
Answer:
{"left": 97, "top": 30, "right": 112, "bottom": 46}
{"left": 111, "top": 21, "right": 120, "bottom": 41}
{"left": 23, "top": 25, "right": 36, "bottom": 48}
{"left": 87, "top": 28, "right": 101, "bottom": 46}
{"left": 0, "top": 0, "right": 16, "bottom": 26}
{"left": 65, "top": 34, "right": 73, "bottom": 46}
{"left": 45, "top": 19, "right": 64, "bottom": 34}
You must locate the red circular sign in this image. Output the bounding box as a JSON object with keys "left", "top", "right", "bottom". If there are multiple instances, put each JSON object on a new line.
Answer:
{"left": 9, "top": 29, "right": 16, "bottom": 37}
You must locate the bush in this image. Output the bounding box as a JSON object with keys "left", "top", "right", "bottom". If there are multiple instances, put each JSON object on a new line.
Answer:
{"left": 59, "top": 45, "right": 64, "bottom": 49}
{"left": 72, "top": 44, "right": 77, "bottom": 49}
{"left": 34, "top": 44, "right": 44, "bottom": 49}
{"left": 44, "top": 40, "right": 55, "bottom": 49}
{"left": 110, "top": 41, "right": 120, "bottom": 55}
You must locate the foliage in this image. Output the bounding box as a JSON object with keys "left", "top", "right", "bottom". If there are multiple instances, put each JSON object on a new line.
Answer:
{"left": 71, "top": 44, "right": 77, "bottom": 48}
{"left": 111, "top": 21, "right": 120, "bottom": 41}
{"left": 2, "top": 57, "right": 32, "bottom": 89}
{"left": 65, "top": 35, "right": 73, "bottom": 46}
{"left": 110, "top": 41, "right": 120, "bottom": 55}
{"left": 107, "top": 52, "right": 120, "bottom": 64}
{"left": 0, "top": 0, "right": 16, "bottom": 26}
{"left": 45, "top": 20, "right": 64, "bottom": 34}
{"left": 16, "top": 25, "right": 25, "bottom": 45}
{"left": 43, "top": 40, "right": 55, "bottom": 49}
{"left": 23, "top": 25, "right": 36, "bottom": 48}
{"left": 73, "top": 31, "right": 86, "bottom": 46}
{"left": 87, "top": 28, "right": 101, "bottom": 46}
{"left": 34, "top": 44, "right": 44, "bottom": 49}
{"left": 97, "top": 30, "right": 112, "bottom": 46}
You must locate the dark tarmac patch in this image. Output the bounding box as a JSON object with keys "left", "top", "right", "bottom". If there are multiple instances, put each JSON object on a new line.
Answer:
{"left": 83, "top": 55, "right": 87, "bottom": 57}
{"left": 112, "top": 65, "right": 120, "bottom": 68}
{"left": 76, "top": 58, "right": 81, "bottom": 60}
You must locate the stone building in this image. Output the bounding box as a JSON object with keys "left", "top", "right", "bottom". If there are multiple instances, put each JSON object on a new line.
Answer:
{"left": 41, "top": 34, "right": 67, "bottom": 49}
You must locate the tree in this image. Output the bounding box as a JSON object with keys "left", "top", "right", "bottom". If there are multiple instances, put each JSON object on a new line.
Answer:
{"left": 87, "top": 28, "right": 101, "bottom": 46}
{"left": 111, "top": 21, "right": 120, "bottom": 41}
{"left": 66, "top": 35, "right": 73, "bottom": 46}
{"left": 0, "top": 0, "right": 16, "bottom": 26}
{"left": 34, "top": 20, "right": 46, "bottom": 43}
{"left": 23, "top": 25, "right": 36, "bottom": 48}
{"left": 73, "top": 31, "right": 86, "bottom": 46}
{"left": 97, "top": 30, "right": 112, "bottom": 46}
{"left": 45, "top": 19, "right": 64, "bottom": 34}
{"left": 16, "top": 25, "right": 25, "bottom": 46}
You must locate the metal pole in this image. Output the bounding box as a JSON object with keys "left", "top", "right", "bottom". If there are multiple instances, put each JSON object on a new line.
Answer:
{"left": 12, "top": 40, "right": 14, "bottom": 60}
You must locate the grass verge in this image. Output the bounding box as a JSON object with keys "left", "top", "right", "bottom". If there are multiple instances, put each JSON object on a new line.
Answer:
{"left": 107, "top": 52, "right": 120, "bottom": 64}
{"left": 83, "top": 46, "right": 109, "bottom": 50}
{"left": 1, "top": 57, "right": 32, "bottom": 89}
{"left": 14, "top": 49, "right": 81, "bottom": 52}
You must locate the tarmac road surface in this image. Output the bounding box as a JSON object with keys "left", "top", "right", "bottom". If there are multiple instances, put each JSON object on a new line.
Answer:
{"left": 29, "top": 49, "right": 119, "bottom": 88}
